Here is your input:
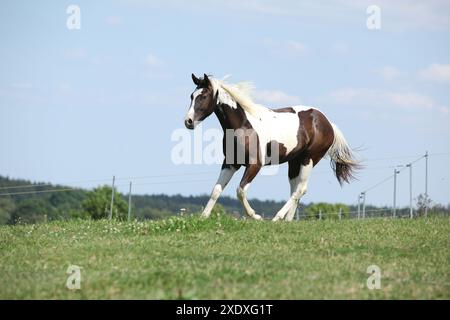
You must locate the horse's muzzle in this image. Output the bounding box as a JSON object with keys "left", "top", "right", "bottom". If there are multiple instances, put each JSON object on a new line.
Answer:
{"left": 185, "top": 118, "right": 194, "bottom": 130}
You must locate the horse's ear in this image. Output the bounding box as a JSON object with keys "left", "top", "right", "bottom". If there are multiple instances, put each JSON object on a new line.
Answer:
{"left": 203, "top": 74, "right": 210, "bottom": 86}
{"left": 192, "top": 73, "right": 200, "bottom": 85}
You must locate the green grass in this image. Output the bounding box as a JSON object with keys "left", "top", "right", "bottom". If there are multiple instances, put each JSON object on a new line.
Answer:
{"left": 0, "top": 215, "right": 449, "bottom": 299}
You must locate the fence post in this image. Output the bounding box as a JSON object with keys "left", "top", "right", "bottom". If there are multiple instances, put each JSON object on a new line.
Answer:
{"left": 357, "top": 194, "right": 361, "bottom": 219}
{"left": 425, "top": 151, "right": 428, "bottom": 217}
{"left": 393, "top": 169, "right": 398, "bottom": 218}
{"left": 108, "top": 175, "right": 115, "bottom": 220}
{"left": 127, "top": 181, "right": 132, "bottom": 222}
{"left": 407, "top": 163, "right": 413, "bottom": 219}
{"left": 339, "top": 208, "right": 342, "bottom": 220}
{"left": 362, "top": 192, "right": 366, "bottom": 218}
{"left": 319, "top": 210, "right": 322, "bottom": 220}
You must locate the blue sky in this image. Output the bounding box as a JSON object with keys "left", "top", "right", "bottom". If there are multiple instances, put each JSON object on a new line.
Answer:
{"left": 1, "top": 0, "right": 449, "bottom": 208}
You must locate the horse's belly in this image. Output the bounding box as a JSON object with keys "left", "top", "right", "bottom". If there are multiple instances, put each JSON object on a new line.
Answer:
{"left": 247, "top": 111, "right": 301, "bottom": 165}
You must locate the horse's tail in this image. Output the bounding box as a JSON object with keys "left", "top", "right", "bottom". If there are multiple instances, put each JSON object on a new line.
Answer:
{"left": 327, "top": 123, "right": 360, "bottom": 186}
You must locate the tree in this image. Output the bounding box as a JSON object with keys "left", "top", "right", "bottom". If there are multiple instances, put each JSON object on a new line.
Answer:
{"left": 82, "top": 186, "right": 128, "bottom": 220}
{"left": 0, "top": 197, "right": 15, "bottom": 224}
{"left": 415, "top": 193, "right": 432, "bottom": 217}
{"left": 10, "top": 198, "right": 55, "bottom": 224}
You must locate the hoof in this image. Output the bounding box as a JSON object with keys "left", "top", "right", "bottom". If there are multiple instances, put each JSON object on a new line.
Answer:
{"left": 272, "top": 216, "right": 282, "bottom": 222}
{"left": 253, "top": 214, "right": 263, "bottom": 221}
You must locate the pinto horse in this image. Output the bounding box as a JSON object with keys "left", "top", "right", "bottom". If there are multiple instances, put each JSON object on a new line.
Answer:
{"left": 184, "top": 74, "right": 359, "bottom": 221}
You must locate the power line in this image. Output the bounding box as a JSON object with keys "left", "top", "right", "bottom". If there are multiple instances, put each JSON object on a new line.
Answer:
{"left": 0, "top": 178, "right": 112, "bottom": 191}
{"left": 361, "top": 154, "right": 425, "bottom": 194}
{"left": 0, "top": 152, "right": 447, "bottom": 196}
{"left": 0, "top": 179, "right": 214, "bottom": 197}
{"left": 0, "top": 188, "right": 79, "bottom": 197}
{"left": 0, "top": 161, "right": 429, "bottom": 191}
{"left": 0, "top": 171, "right": 218, "bottom": 191}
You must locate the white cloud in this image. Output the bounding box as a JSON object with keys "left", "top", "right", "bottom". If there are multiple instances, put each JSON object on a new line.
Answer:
{"left": 127, "top": 1, "right": 450, "bottom": 31}
{"left": 143, "top": 53, "right": 172, "bottom": 79}
{"left": 286, "top": 40, "right": 308, "bottom": 55}
{"left": 144, "top": 53, "right": 163, "bottom": 67}
{"left": 357, "top": 0, "right": 450, "bottom": 31}
{"left": 419, "top": 64, "right": 450, "bottom": 83}
{"left": 387, "top": 92, "right": 435, "bottom": 110}
{"left": 254, "top": 90, "right": 302, "bottom": 106}
{"left": 375, "top": 66, "right": 401, "bottom": 81}
{"left": 328, "top": 87, "right": 449, "bottom": 115}
{"left": 262, "top": 37, "right": 310, "bottom": 58}
{"left": 105, "top": 16, "right": 122, "bottom": 25}
{"left": 331, "top": 43, "right": 349, "bottom": 55}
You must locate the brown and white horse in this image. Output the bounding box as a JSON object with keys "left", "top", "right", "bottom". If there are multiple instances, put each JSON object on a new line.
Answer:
{"left": 185, "top": 74, "right": 359, "bottom": 221}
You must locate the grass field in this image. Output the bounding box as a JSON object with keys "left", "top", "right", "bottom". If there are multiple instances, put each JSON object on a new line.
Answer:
{"left": 0, "top": 215, "right": 449, "bottom": 299}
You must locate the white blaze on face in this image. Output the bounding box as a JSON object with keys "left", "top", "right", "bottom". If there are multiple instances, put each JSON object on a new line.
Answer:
{"left": 185, "top": 88, "right": 203, "bottom": 121}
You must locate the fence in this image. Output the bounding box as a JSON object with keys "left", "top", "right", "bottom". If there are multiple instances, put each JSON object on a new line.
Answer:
{"left": 1, "top": 151, "right": 449, "bottom": 222}
{"left": 290, "top": 207, "right": 449, "bottom": 221}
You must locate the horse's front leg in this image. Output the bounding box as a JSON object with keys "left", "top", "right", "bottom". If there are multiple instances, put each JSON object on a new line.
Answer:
{"left": 237, "top": 164, "right": 263, "bottom": 220}
{"left": 201, "top": 163, "right": 240, "bottom": 218}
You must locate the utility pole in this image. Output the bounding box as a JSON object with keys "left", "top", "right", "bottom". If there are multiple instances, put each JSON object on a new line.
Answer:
{"left": 425, "top": 151, "right": 429, "bottom": 217}
{"left": 108, "top": 175, "right": 115, "bottom": 220}
{"left": 127, "top": 181, "right": 132, "bottom": 222}
{"left": 406, "top": 163, "right": 413, "bottom": 219}
{"left": 362, "top": 192, "right": 366, "bottom": 219}
{"left": 393, "top": 169, "right": 399, "bottom": 218}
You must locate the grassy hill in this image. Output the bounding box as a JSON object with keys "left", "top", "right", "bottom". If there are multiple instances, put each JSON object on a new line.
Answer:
{"left": 1, "top": 215, "right": 448, "bottom": 299}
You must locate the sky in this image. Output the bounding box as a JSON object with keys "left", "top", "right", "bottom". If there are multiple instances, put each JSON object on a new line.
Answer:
{"left": 0, "top": 0, "right": 449, "bottom": 208}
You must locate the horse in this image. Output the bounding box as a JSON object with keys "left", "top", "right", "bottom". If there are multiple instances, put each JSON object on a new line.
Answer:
{"left": 184, "top": 73, "right": 359, "bottom": 221}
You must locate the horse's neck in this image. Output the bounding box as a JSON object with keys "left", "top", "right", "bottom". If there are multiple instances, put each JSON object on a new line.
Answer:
{"left": 214, "top": 103, "right": 248, "bottom": 131}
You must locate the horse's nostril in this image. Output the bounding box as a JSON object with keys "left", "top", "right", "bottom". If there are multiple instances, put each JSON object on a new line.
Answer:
{"left": 185, "top": 118, "right": 194, "bottom": 129}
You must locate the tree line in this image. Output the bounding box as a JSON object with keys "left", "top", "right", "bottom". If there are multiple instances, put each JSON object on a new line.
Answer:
{"left": 0, "top": 175, "right": 447, "bottom": 225}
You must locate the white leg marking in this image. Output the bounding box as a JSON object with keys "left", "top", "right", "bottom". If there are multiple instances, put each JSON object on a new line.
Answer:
{"left": 273, "top": 159, "right": 313, "bottom": 222}
{"left": 285, "top": 177, "right": 300, "bottom": 221}
{"left": 202, "top": 167, "right": 237, "bottom": 218}
{"left": 237, "top": 184, "right": 262, "bottom": 220}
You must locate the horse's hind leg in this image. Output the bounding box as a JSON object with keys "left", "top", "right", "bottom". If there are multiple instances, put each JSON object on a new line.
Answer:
{"left": 285, "top": 180, "right": 301, "bottom": 221}
{"left": 273, "top": 158, "right": 313, "bottom": 222}
{"left": 237, "top": 164, "right": 263, "bottom": 220}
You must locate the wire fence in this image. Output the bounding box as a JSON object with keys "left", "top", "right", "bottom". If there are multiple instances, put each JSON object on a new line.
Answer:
{"left": 1, "top": 151, "right": 449, "bottom": 222}
{"left": 289, "top": 208, "right": 450, "bottom": 221}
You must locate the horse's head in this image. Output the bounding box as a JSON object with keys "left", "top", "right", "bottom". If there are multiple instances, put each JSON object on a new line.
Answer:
{"left": 184, "top": 73, "right": 216, "bottom": 129}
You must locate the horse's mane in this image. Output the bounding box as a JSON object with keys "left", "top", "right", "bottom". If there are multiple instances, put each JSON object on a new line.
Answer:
{"left": 209, "top": 77, "right": 269, "bottom": 117}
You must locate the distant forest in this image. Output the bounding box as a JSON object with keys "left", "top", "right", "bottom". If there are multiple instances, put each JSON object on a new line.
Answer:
{"left": 0, "top": 175, "right": 448, "bottom": 225}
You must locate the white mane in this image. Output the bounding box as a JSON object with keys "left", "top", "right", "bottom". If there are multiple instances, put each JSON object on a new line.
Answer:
{"left": 209, "top": 78, "right": 269, "bottom": 117}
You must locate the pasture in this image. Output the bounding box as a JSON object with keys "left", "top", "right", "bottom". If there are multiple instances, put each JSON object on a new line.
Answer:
{"left": 0, "top": 215, "right": 448, "bottom": 299}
